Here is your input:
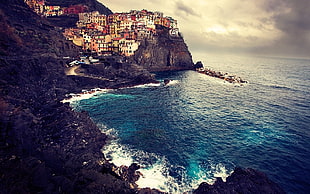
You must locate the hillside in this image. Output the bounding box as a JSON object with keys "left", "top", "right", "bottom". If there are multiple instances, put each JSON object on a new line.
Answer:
{"left": 47, "top": 0, "right": 112, "bottom": 15}
{"left": 45, "top": 0, "right": 112, "bottom": 27}
{"left": 0, "top": 0, "right": 156, "bottom": 193}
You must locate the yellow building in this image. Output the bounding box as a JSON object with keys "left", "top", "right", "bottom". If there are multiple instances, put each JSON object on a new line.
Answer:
{"left": 93, "top": 15, "right": 107, "bottom": 26}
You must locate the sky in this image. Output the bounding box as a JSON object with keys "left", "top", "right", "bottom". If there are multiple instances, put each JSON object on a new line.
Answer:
{"left": 99, "top": 0, "right": 310, "bottom": 59}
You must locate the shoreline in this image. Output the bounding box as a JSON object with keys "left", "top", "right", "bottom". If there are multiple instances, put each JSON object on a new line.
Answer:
{"left": 62, "top": 83, "right": 230, "bottom": 193}
{"left": 62, "top": 79, "right": 284, "bottom": 194}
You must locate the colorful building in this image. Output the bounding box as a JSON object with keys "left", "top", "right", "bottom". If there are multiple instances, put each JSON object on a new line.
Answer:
{"left": 68, "top": 9, "right": 178, "bottom": 56}
{"left": 24, "top": 0, "right": 45, "bottom": 15}
{"left": 119, "top": 39, "right": 139, "bottom": 57}
{"left": 43, "top": 5, "right": 62, "bottom": 17}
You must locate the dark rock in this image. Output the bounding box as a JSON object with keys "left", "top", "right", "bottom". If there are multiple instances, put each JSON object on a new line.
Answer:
{"left": 73, "top": 61, "right": 158, "bottom": 89}
{"left": 138, "top": 188, "right": 166, "bottom": 194}
{"left": 194, "top": 167, "right": 285, "bottom": 194}
{"left": 164, "top": 79, "right": 171, "bottom": 85}
{"left": 133, "top": 26, "right": 194, "bottom": 72}
{"left": 194, "top": 61, "right": 204, "bottom": 69}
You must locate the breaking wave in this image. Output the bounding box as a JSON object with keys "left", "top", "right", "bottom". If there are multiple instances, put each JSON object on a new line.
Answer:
{"left": 100, "top": 126, "right": 232, "bottom": 193}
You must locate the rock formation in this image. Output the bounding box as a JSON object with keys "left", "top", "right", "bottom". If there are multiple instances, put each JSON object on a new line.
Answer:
{"left": 194, "top": 167, "right": 285, "bottom": 194}
{"left": 133, "top": 25, "right": 194, "bottom": 72}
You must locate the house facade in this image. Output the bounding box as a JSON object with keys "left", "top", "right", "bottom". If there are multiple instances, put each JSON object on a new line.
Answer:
{"left": 24, "top": 0, "right": 181, "bottom": 58}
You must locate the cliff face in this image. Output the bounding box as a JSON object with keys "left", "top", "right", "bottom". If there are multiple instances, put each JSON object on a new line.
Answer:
{"left": 0, "top": 0, "right": 155, "bottom": 193}
{"left": 134, "top": 26, "right": 194, "bottom": 72}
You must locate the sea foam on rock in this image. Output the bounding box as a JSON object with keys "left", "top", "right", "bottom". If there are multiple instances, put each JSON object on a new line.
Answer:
{"left": 194, "top": 167, "right": 285, "bottom": 194}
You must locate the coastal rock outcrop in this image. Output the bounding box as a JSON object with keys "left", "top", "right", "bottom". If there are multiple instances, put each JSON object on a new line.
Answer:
{"left": 133, "top": 25, "right": 194, "bottom": 72}
{"left": 194, "top": 167, "right": 285, "bottom": 194}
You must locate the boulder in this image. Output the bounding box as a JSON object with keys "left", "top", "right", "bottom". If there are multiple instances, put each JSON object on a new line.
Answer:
{"left": 194, "top": 167, "right": 285, "bottom": 194}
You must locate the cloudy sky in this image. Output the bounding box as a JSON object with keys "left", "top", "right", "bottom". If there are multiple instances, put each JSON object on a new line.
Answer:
{"left": 99, "top": 0, "right": 310, "bottom": 59}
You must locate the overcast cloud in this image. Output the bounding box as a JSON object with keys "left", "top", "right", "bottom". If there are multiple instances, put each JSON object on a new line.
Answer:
{"left": 99, "top": 0, "right": 310, "bottom": 59}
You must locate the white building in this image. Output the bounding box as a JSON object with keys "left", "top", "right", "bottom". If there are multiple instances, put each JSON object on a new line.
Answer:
{"left": 119, "top": 39, "right": 140, "bottom": 56}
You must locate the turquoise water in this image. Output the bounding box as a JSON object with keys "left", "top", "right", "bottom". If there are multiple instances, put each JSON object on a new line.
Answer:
{"left": 72, "top": 55, "right": 310, "bottom": 193}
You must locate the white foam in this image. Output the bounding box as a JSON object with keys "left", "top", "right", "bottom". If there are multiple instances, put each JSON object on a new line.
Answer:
{"left": 165, "top": 80, "right": 179, "bottom": 86}
{"left": 61, "top": 88, "right": 110, "bottom": 104}
{"left": 136, "top": 160, "right": 176, "bottom": 192}
{"left": 211, "top": 163, "right": 232, "bottom": 182}
{"left": 102, "top": 140, "right": 135, "bottom": 167}
{"left": 101, "top": 131, "right": 233, "bottom": 193}
{"left": 99, "top": 130, "right": 184, "bottom": 192}
{"left": 136, "top": 161, "right": 232, "bottom": 193}
{"left": 133, "top": 83, "right": 162, "bottom": 88}
{"left": 98, "top": 125, "right": 233, "bottom": 193}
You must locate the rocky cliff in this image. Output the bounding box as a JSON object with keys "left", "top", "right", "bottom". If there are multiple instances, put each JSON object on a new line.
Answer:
{"left": 0, "top": 0, "right": 155, "bottom": 193}
{"left": 133, "top": 25, "right": 194, "bottom": 72}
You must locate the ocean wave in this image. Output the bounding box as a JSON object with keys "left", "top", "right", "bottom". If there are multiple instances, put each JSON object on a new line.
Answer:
{"left": 268, "top": 84, "right": 294, "bottom": 91}
{"left": 165, "top": 80, "right": 179, "bottom": 86}
{"left": 99, "top": 126, "right": 233, "bottom": 193}
{"left": 128, "top": 82, "right": 161, "bottom": 89}
{"left": 60, "top": 82, "right": 162, "bottom": 104}
{"left": 139, "top": 82, "right": 162, "bottom": 87}
{"left": 61, "top": 88, "right": 111, "bottom": 104}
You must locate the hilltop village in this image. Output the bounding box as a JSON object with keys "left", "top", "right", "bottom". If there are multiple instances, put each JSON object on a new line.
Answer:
{"left": 24, "top": 0, "right": 179, "bottom": 57}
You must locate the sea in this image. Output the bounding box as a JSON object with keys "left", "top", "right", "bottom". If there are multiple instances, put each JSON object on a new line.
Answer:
{"left": 69, "top": 54, "right": 310, "bottom": 193}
